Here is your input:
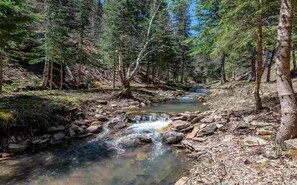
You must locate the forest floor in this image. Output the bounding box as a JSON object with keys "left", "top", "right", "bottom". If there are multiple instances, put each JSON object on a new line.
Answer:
{"left": 176, "top": 80, "right": 297, "bottom": 185}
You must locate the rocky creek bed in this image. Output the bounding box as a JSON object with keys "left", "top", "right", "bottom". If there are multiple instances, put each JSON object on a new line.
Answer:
{"left": 0, "top": 86, "right": 210, "bottom": 185}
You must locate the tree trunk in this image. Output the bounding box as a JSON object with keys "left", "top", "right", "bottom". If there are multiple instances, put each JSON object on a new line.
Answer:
{"left": 180, "top": 53, "right": 185, "bottom": 84}
{"left": 0, "top": 52, "right": 3, "bottom": 93}
{"left": 292, "top": 45, "right": 296, "bottom": 75}
{"left": 263, "top": 49, "right": 270, "bottom": 73}
{"left": 49, "top": 61, "right": 53, "bottom": 89}
{"left": 42, "top": 62, "right": 50, "bottom": 88}
{"left": 266, "top": 49, "right": 275, "bottom": 82}
{"left": 113, "top": 56, "right": 116, "bottom": 89}
{"left": 220, "top": 55, "right": 227, "bottom": 84}
{"left": 276, "top": 0, "right": 297, "bottom": 143}
{"left": 116, "top": 80, "right": 134, "bottom": 99}
{"left": 146, "top": 55, "right": 150, "bottom": 85}
{"left": 254, "top": 0, "right": 263, "bottom": 111}
{"left": 167, "top": 59, "right": 170, "bottom": 82}
{"left": 151, "top": 55, "right": 155, "bottom": 84}
{"left": 60, "top": 63, "right": 63, "bottom": 90}
{"left": 249, "top": 58, "right": 256, "bottom": 82}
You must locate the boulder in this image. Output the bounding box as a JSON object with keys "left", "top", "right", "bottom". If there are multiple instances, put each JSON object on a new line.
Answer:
{"left": 86, "top": 125, "right": 102, "bottom": 134}
{"left": 71, "top": 124, "right": 80, "bottom": 132}
{"left": 138, "top": 137, "right": 153, "bottom": 143}
{"left": 169, "top": 121, "right": 191, "bottom": 131}
{"left": 163, "top": 131, "right": 184, "bottom": 144}
{"left": 53, "top": 132, "right": 65, "bottom": 141}
{"left": 8, "top": 144, "right": 27, "bottom": 153}
{"left": 117, "top": 137, "right": 147, "bottom": 148}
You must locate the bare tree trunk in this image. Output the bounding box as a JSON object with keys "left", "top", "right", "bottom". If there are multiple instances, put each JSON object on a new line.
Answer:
{"left": 276, "top": 0, "right": 297, "bottom": 143}
{"left": 249, "top": 58, "right": 256, "bottom": 82}
{"left": 167, "top": 59, "right": 170, "bottom": 82}
{"left": 263, "top": 49, "right": 270, "bottom": 73}
{"left": 220, "top": 55, "right": 227, "bottom": 84}
{"left": 113, "top": 55, "right": 116, "bottom": 89}
{"left": 254, "top": 0, "right": 263, "bottom": 110}
{"left": 43, "top": 0, "right": 49, "bottom": 88}
{"left": 49, "top": 61, "right": 53, "bottom": 89}
{"left": 180, "top": 53, "right": 185, "bottom": 84}
{"left": 0, "top": 52, "right": 3, "bottom": 93}
{"left": 292, "top": 45, "right": 296, "bottom": 75}
{"left": 146, "top": 55, "right": 150, "bottom": 85}
{"left": 42, "top": 62, "right": 50, "bottom": 88}
{"left": 60, "top": 63, "right": 63, "bottom": 90}
{"left": 151, "top": 55, "right": 155, "bottom": 84}
{"left": 266, "top": 49, "right": 275, "bottom": 82}
{"left": 78, "top": 64, "right": 82, "bottom": 87}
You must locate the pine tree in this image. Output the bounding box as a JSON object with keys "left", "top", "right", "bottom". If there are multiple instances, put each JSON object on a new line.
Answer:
{"left": 171, "top": 0, "right": 191, "bottom": 83}
{"left": 0, "top": 0, "right": 37, "bottom": 93}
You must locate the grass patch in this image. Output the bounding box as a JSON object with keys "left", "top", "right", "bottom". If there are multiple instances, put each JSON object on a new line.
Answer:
{"left": 0, "top": 111, "right": 13, "bottom": 122}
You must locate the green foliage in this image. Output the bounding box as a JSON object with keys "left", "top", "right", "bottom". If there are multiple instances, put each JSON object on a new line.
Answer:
{"left": 191, "top": 0, "right": 279, "bottom": 80}
{"left": 0, "top": 0, "right": 38, "bottom": 51}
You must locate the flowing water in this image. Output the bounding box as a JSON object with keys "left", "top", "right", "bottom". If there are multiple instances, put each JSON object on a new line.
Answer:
{"left": 138, "top": 87, "right": 209, "bottom": 113}
{"left": 0, "top": 87, "right": 208, "bottom": 185}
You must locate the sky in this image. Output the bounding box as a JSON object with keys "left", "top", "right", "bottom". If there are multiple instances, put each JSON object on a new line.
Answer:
{"left": 190, "top": 2, "right": 198, "bottom": 35}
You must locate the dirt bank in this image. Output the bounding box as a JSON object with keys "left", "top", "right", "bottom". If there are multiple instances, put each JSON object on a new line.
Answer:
{"left": 174, "top": 80, "right": 297, "bottom": 185}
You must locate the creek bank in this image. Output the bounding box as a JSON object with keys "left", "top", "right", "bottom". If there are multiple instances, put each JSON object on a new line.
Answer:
{"left": 173, "top": 80, "right": 297, "bottom": 184}
{"left": 0, "top": 86, "right": 188, "bottom": 158}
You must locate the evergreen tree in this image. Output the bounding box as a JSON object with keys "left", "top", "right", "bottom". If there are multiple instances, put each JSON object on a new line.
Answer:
{"left": 0, "top": 0, "right": 37, "bottom": 92}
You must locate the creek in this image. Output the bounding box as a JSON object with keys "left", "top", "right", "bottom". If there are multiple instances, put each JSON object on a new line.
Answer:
{"left": 0, "top": 87, "right": 208, "bottom": 185}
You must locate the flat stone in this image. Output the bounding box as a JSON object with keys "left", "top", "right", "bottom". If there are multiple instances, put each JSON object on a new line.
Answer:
{"left": 48, "top": 126, "right": 65, "bottom": 132}
{"left": 95, "top": 114, "right": 109, "bottom": 122}
{"left": 197, "top": 124, "right": 218, "bottom": 136}
{"left": 190, "top": 115, "right": 204, "bottom": 124}
{"left": 169, "top": 121, "right": 191, "bottom": 131}
{"left": 186, "top": 127, "right": 200, "bottom": 139}
{"left": 8, "top": 144, "right": 27, "bottom": 153}
{"left": 285, "top": 139, "right": 297, "bottom": 150}
{"left": 86, "top": 125, "right": 102, "bottom": 134}
{"left": 53, "top": 132, "right": 65, "bottom": 141}
{"left": 243, "top": 115, "right": 257, "bottom": 123}
{"left": 172, "top": 116, "right": 188, "bottom": 121}
{"left": 175, "top": 177, "right": 188, "bottom": 185}
{"left": 200, "top": 116, "right": 215, "bottom": 123}
{"left": 181, "top": 140, "right": 204, "bottom": 151}
{"left": 78, "top": 133, "right": 94, "bottom": 138}
{"left": 97, "top": 100, "right": 108, "bottom": 105}
{"left": 163, "top": 131, "right": 184, "bottom": 144}
{"left": 91, "top": 121, "right": 102, "bottom": 126}
{"left": 243, "top": 136, "right": 268, "bottom": 146}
